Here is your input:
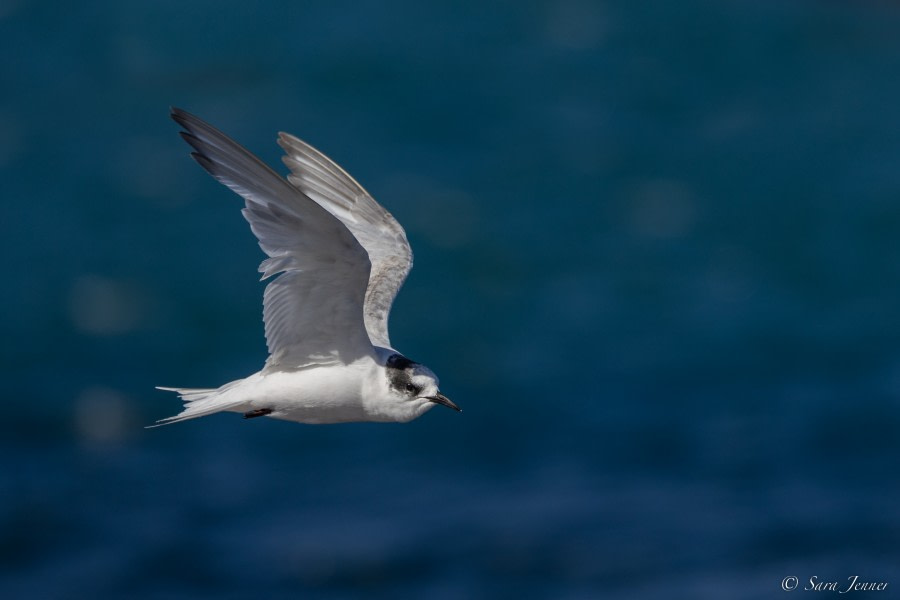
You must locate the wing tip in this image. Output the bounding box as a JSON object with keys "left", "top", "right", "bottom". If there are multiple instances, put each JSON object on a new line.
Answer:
{"left": 189, "top": 151, "right": 216, "bottom": 175}
{"left": 170, "top": 106, "right": 192, "bottom": 129}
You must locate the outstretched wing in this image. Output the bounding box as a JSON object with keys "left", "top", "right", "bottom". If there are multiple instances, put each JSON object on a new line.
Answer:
{"left": 277, "top": 133, "right": 412, "bottom": 350}
{"left": 171, "top": 108, "right": 374, "bottom": 369}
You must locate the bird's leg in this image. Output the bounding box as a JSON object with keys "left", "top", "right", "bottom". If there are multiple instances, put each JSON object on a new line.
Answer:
{"left": 243, "top": 408, "right": 273, "bottom": 419}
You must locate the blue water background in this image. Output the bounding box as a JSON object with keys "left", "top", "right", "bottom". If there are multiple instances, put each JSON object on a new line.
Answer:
{"left": 2, "top": 1, "right": 900, "bottom": 598}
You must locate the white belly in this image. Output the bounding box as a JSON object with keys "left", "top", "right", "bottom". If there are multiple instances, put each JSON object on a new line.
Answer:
{"left": 232, "top": 361, "right": 373, "bottom": 424}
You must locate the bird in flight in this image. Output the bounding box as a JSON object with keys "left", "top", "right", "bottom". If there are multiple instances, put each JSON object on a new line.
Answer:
{"left": 152, "top": 108, "right": 459, "bottom": 426}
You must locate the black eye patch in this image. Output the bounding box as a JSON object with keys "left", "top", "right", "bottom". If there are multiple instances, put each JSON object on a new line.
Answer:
{"left": 386, "top": 354, "right": 421, "bottom": 396}
{"left": 389, "top": 370, "right": 418, "bottom": 396}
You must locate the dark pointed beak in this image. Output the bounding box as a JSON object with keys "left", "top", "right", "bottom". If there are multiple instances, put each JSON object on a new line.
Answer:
{"left": 426, "top": 392, "right": 461, "bottom": 412}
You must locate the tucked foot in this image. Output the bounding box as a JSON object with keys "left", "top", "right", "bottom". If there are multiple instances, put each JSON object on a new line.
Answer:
{"left": 243, "top": 408, "right": 273, "bottom": 419}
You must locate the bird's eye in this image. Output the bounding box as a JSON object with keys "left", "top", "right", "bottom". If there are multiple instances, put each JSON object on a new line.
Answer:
{"left": 405, "top": 383, "right": 417, "bottom": 393}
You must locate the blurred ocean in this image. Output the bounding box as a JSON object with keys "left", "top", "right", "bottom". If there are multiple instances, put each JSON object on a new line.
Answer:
{"left": 2, "top": 1, "right": 900, "bottom": 598}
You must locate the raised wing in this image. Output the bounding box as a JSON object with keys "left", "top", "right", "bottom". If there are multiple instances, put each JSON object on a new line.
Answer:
{"left": 277, "top": 133, "right": 412, "bottom": 350}
{"left": 171, "top": 108, "right": 374, "bottom": 369}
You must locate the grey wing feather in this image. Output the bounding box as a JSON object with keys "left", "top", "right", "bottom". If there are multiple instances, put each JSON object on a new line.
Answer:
{"left": 171, "top": 108, "right": 374, "bottom": 369}
{"left": 277, "top": 133, "right": 412, "bottom": 350}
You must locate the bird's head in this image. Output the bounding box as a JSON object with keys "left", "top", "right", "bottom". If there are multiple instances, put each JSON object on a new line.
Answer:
{"left": 380, "top": 353, "right": 459, "bottom": 421}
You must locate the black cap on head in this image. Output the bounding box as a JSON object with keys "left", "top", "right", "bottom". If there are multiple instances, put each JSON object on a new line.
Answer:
{"left": 386, "top": 354, "right": 417, "bottom": 371}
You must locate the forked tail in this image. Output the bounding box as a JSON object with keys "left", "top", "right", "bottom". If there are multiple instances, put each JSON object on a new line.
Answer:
{"left": 149, "top": 381, "right": 246, "bottom": 427}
